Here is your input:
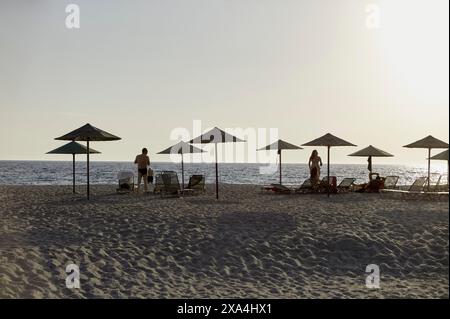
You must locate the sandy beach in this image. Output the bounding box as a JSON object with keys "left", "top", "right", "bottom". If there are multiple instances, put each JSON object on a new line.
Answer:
{"left": 0, "top": 184, "right": 448, "bottom": 299}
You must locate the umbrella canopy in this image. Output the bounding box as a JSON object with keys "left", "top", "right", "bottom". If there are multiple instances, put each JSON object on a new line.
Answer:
{"left": 302, "top": 133, "right": 356, "bottom": 147}
{"left": 158, "top": 141, "right": 205, "bottom": 155}
{"left": 47, "top": 141, "right": 101, "bottom": 155}
{"left": 430, "top": 149, "right": 449, "bottom": 186}
{"left": 55, "top": 123, "right": 121, "bottom": 199}
{"left": 189, "top": 127, "right": 245, "bottom": 144}
{"left": 258, "top": 139, "right": 303, "bottom": 151}
{"left": 157, "top": 141, "right": 205, "bottom": 191}
{"left": 348, "top": 145, "right": 393, "bottom": 157}
{"left": 257, "top": 139, "right": 303, "bottom": 185}
{"left": 55, "top": 123, "right": 121, "bottom": 141}
{"left": 430, "top": 149, "right": 449, "bottom": 161}
{"left": 47, "top": 142, "right": 100, "bottom": 194}
{"left": 302, "top": 133, "right": 356, "bottom": 196}
{"left": 403, "top": 135, "right": 448, "bottom": 149}
{"left": 188, "top": 127, "right": 245, "bottom": 199}
{"left": 403, "top": 135, "right": 448, "bottom": 190}
{"left": 348, "top": 145, "right": 393, "bottom": 174}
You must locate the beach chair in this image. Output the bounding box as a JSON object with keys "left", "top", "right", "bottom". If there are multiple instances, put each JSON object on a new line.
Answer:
{"left": 154, "top": 171, "right": 181, "bottom": 197}
{"left": 408, "top": 177, "right": 429, "bottom": 192}
{"left": 424, "top": 176, "right": 449, "bottom": 199}
{"left": 383, "top": 176, "right": 399, "bottom": 190}
{"left": 262, "top": 178, "right": 318, "bottom": 194}
{"left": 318, "top": 176, "right": 337, "bottom": 193}
{"left": 153, "top": 172, "right": 164, "bottom": 194}
{"left": 438, "top": 175, "right": 449, "bottom": 192}
{"left": 116, "top": 171, "right": 134, "bottom": 193}
{"left": 431, "top": 175, "right": 442, "bottom": 192}
{"left": 336, "top": 178, "right": 356, "bottom": 193}
{"left": 294, "top": 179, "right": 315, "bottom": 194}
{"left": 382, "top": 176, "right": 449, "bottom": 200}
{"left": 183, "top": 174, "right": 206, "bottom": 195}
{"left": 261, "top": 183, "right": 292, "bottom": 194}
{"left": 423, "top": 175, "right": 448, "bottom": 193}
{"left": 380, "top": 177, "right": 428, "bottom": 195}
{"left": 294, "top": 177, "right": 336, "bottom": 194}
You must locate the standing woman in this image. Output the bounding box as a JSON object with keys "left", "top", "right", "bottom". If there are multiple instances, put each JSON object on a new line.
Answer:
{"left": 309, "top": 150, "right": 322, "bottom": 184}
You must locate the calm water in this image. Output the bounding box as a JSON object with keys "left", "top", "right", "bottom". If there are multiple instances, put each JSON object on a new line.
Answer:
{"left": 0, "top": 161, "right": 447, "bottom": 186}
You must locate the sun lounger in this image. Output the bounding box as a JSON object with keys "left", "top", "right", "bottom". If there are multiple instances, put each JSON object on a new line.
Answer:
{"left": 262, "top": 178, "right": 316, "bottom": 194}
{"left": 431, "top": 175, "right": 442, "bottom": 192}
{"left": 422, "top": 175, "right": 449, "bottom": 195}
{"left": 153, "top": 172, "right": 163, "bottom": 194}
{"left": 436, "top": 175, "right": 449, "bottom": 192}
{"left": 261, "top": 183, "right": 292, "bottom": 194}
{"left": 318, "top": 176, "right": 337, "bottom": 193}
{"left": 183, "top": 174, "right": 206, "bottom": 195}
{"left": 294, "top": 179, "right": 315, "bottom": 193}
{"left": 116, "top": 170, "right": 134, "bottom": 193}
{"left": 336, "top": 178, "right": 356, "bottom": 193}
{"left": 383, "top": 176, "right": 399, "bottom": 189}
{"left": 154, "top": 171, "right": 181, "bottom": 197}
{"left": 263, "top": 176, "right": 352, "bottom": 195}
{"left": 293, "top": 177, "right": 338, "bottom": 194}
{"left": 408, "top": 177, "right": 429, "bottom": 193}
{"left": 294, "top": 177, "right": 337, "bottom": 194}
{"left": 381, "top": 176, "right": 448, "bottom": 200}
{"left": 354, "top": 175, "right": 392, "bottom": 193}
{"left": 380, "top": 177, "right": 428, "bottom": 197}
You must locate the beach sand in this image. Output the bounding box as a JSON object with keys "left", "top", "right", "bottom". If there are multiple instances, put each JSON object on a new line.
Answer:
{"left": 0, "top": 184, "right": 448, "bottom": 298}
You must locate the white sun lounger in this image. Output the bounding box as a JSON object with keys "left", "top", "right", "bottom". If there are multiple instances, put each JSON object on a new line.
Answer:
{"left": 117, "top": 170, "right": 135, "bottom": 193}
{"left": 380, "top": 177, "right": 449, "bottom": 199}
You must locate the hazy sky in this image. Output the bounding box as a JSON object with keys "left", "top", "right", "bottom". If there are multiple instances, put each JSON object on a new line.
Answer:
{"left": 0, "top": 0, "right": 448, "bottom": 165}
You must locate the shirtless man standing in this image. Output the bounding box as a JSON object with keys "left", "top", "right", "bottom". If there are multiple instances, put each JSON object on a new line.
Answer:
{"left": 134, "top": 148, "right": 150, "bottom": 193}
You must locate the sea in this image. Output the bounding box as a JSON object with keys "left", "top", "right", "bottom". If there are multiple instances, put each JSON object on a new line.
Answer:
{"left": 0, "top": 161, "right": 447, "bottom": 186}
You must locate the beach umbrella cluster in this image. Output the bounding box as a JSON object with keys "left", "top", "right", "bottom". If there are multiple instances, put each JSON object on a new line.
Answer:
{"left": 157, "top": 141, "right": 205, "bottom": 191}
{"left": 54, "top": 123, "right": 121, "bottom": 199}
{"left": 158, "top": 127, "right": 245, "bottom": 199}
{"left": 403, "top": 135, "right": 449, "bottom": 190}
{"left": 47, "top": 141, "right": 100, "bottom": 194}
{"left": 48, "top": 122, "right": 448, "bottom": 199}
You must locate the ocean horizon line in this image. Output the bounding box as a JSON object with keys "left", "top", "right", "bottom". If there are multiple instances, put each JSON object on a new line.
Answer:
{"left": 0, "top": 159, "right": 439, "bottom": 167}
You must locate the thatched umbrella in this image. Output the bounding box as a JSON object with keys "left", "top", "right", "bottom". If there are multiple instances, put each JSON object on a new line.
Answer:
{"left": 188, "top": 127, "right": 245, "bottom": 199}
{"left": 302, "top": 133, "right": 356, "bottom": 196}
{"left": 55, "top": 123, "right": 121, "bottom": 199}
{"left": 403, "top": 135, "right": 448, "bottom": 190}
{"left": 47, "top": 141, "right": 100, "bottom": 194}
{"left": 157, "top": 141, "right": 205, "bottom": 191}
{"left": 348, "top": 145, "right": 393, "bottom": 175}
{"left": 430, "top": 149, "right": 449, "bottom": 186}
{"left": 257, "top": 139, "right": 303, "bottom": 185}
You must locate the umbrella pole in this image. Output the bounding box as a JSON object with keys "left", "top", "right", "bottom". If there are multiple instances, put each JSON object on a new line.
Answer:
{"left": 327, "top": 146, "right": 330, "bottom": 197}
{"left": 181, "top": 153, "right": 185, "bottom": 193}
{"left": 72, "top": 153, "right": 76, "bottom": 194}
{"left": 87, "top": 139, "right": 90, "bottom": 200}
{"left": 215, "top": 143, "right": 219, "bottom": 200}
{"left": 427, "top": 148, "right": 431, "bottom": 191}
{"left": 279, "top": 150, "right": 282, "bottom": 185}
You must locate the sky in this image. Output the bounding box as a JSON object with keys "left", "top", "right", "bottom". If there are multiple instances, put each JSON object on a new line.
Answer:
{"left": 0, "top": 0, "right": 448, "bottom": 165}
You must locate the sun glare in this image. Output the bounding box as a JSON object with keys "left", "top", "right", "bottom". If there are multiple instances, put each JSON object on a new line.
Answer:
{"left": 378, "top": 0, "right": 449, "bottom": 105}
